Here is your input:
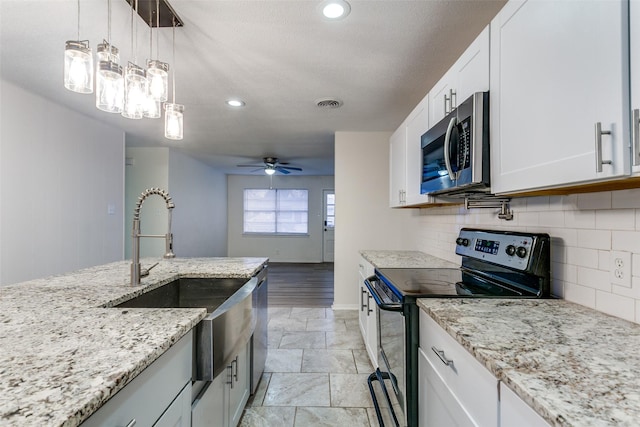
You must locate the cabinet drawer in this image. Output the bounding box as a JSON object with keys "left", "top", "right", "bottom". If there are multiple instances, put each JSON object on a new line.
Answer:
{"left": 419, "top": 312, "right": 498, "bottom": 427}
{"left": 82, "top": 331, "right": 193, "bottom": 427}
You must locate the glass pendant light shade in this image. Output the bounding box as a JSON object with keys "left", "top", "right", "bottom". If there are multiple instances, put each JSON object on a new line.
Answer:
{"left": 97, "top": 41, "right": 119, "bottom": 63}
{"left": 64, "top": 40, "right": 93, "bottom": 94}
{"left": 147, "top": 60, "right": 169, "bottom": 102}
{"left": 164, "top": 103, "right": 184, "bottom": 140}
{"left": 122, "top": 64, "right": 148, "bottom": 120}
{"left": 96, "top": 60, "right": 124, "bottom": 113}
{"left": 143, "top": 98, "right": 161, "bottom": 119}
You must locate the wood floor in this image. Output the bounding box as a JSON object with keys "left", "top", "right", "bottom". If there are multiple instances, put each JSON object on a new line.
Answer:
{"left": 267, "top": 262, "right": 334, "bottom": 307}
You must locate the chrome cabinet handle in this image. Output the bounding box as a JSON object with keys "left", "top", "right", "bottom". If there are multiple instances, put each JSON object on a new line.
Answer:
{"left": 233, "top": 356, "right": 238, "bottom": 382}
{"left": 449, "top": 88, "right": 457, "bottom": 110}
{"left": 633, "top": 109, "right": 640, "bottom": 167}
{"left": 595, "top": 122, "right": 612, "bottom": 172}
{"left": 227, "top": 364, "right": 234, "bottom": 388}
{"left": 125, "top": 420, "right": 136, "bottom": 427}
{"left": 444, "top": 117, "right": 458, "bottom": 181}
{"left": 444, "top": 93, "right": 449, "bottom": 114}
{"left": 431, "top": 346, "right": 453, "bottom": 367}
{"left": 366, "top": 293, "right": 373, "bottom": 315}
{"left": 361, "top": 288, "right": 367, "bottom": 311}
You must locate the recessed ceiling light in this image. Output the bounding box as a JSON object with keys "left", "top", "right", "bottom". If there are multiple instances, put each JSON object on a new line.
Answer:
{"left": 226, "top": 99, "right": 245, "bottom": 107}
{"left": 320, "top": 0, "right": 351, "bottom": 19}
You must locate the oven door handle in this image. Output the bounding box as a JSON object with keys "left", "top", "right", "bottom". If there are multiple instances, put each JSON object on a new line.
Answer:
{"left": 364, "top": 276, "right": 403, "bottom": 312}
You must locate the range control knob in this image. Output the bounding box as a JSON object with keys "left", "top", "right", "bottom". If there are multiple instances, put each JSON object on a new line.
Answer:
{"left": 456, "top": 238, "right": 470, "bottom": 247}
{"left": 505, "top": 245, "right": 516, "bottom": 256}
{"left": 516, "top": 246, "right": 528, "bottom": 258}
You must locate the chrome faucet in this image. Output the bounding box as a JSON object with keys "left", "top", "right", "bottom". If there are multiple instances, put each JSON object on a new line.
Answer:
{"left": 131, "top": 188, "right": 176, "bottom": 285}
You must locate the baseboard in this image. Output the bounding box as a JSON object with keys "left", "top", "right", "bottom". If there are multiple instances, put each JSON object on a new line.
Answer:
{"left": 331, "top": 303, "right": 358, "bottom": 310}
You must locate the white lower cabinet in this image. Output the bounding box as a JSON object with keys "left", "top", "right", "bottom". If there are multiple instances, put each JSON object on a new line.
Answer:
{"left": 500, "top": 383, "right": 550, "bottom": 427}
{"left": 81, "top": 331, "right": 193, "bottom": 427}
{"left": 419, "top": 312, "right": 498, "bottom": 427}
{"left": 358, "top": 256, "right": 378, "bottom": 367}
{"left": 192, "top": 340, "right": 250, "bottom": 427}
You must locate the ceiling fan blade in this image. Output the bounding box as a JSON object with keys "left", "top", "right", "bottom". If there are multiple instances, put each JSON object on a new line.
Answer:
{"left": 237, "top": 164, "right": 263, "bottom": 167}
{"left": 279, "top": 166, "right": 302, "bottom": 171}
{"left": 275, "top": 167, "right": 291, "bottom": 174}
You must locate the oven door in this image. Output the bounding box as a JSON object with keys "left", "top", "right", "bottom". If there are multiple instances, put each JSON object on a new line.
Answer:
{"left": 365, "top": 276, "right": 407, "bottom": 426}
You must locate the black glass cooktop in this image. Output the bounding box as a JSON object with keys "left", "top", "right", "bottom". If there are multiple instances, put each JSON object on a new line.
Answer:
{"left": 376, "top": 268, "right": 534, "bottom": 299}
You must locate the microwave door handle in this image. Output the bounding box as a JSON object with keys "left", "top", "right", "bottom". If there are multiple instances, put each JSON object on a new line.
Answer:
{"left": 444, "top": 116, "right": 457, "bottom": 181}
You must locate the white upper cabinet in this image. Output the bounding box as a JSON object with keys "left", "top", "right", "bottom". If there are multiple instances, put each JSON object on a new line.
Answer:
{"left": 404, "top": 94, "right": 433, "bottom": 205}
{"left": 429, "top": 26, "right": 490, "bottom": 126}
{"left": 490, "top": 0, "right": 630, "bottom": 194}
{"left": 389, "top": 123, "right": 408, "bottom": 207}
{"left": 631, "top": 0, "right": 640, "bottom": 174}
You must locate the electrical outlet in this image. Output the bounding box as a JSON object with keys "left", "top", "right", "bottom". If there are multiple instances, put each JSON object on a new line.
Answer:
{"left": 610, "top": 251, "right": 632, "bottom": 288}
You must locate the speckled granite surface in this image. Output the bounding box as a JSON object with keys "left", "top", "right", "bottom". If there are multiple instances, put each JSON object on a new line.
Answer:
{"left": 359, "top": 250, "right": 458, "bottom": 269}
{"left": 418, "top": 299, "right": 640, "bottom": 427}
{"left": 0, "top": 257, "right": 267, "bottom": 427}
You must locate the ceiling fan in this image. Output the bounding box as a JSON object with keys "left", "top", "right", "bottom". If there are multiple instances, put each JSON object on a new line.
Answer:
{"left": 236, "top": 157, "right": 303, "bottom": 175}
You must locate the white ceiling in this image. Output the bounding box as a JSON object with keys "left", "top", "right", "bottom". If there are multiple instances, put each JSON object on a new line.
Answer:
{"left": 0, "top": 0, "right": 505, "bottom": 175}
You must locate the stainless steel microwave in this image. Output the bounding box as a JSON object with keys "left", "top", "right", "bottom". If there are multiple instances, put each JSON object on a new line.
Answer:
{"left": 420, "top": 91, "right": 490, "bottom": 196}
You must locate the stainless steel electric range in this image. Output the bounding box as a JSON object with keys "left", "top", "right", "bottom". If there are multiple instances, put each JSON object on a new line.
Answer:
{"left": 365, "top": 228, "right": 551, "bottom": 427}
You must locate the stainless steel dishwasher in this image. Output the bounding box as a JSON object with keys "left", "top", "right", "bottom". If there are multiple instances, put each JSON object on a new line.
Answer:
{"left": 251, "top": 265, "right": 268, "bottom": 394}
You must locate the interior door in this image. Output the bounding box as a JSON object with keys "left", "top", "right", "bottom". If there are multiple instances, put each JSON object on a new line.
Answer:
{"left": 322, "top": 190, "right": 335, "bottom": 262}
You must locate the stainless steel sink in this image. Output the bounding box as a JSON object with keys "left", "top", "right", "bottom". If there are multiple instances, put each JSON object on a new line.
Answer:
{"left": 116, "top": 270, "right": 267, "bottom": 381}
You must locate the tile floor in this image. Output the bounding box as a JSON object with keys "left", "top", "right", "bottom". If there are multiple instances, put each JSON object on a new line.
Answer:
{"left": 240, "top": 307, "right": 381, "bottom": 426}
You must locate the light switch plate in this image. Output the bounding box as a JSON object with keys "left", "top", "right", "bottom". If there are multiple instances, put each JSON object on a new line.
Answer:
{"left": 610, "top": 251, "right": 632, "bottom": 288}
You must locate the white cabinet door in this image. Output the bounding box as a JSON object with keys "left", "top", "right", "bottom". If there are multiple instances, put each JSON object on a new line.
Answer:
{"left": 418, "top": 348, "right": 475, "bottom": 427}
{"left": 228, "top": 342, "right": 250, "bottom": 427}
{"left": 358, "top": 257, "right": 378, "bottom": 368}
{"left": 500, "top": 383, "right": 550, "bottom": 427}
{"left": 192, "top": 373, "right": 227, "bottom": 427}
{"left": 404, "top": 95, "right": 432, "bottom": 205}
{"left": 631, "top": 0, "right": 640, "bottom": 174}
{"left": 490, "top": 0, "right": 630, "bottom": 194}
{"left": 390, "top": 125, "right": 407, "bottom": 207}
{"left": 429, "top": 26, "right": 490, "bottom": 126}
{"left": 154, "top": 383, "right": 191, "bottom": 427}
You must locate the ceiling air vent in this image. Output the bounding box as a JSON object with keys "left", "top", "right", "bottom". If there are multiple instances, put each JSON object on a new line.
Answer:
{"left": 315, "top": 98, "right": 343, "bottom": 109}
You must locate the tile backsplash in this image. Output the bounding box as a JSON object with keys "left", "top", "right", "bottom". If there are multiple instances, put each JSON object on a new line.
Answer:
{"left": 409, "top": 188, "right": 640, "bottom": 324}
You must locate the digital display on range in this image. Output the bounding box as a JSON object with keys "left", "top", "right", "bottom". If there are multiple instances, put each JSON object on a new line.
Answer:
{"left": 475, "top": 239, "right": 500, "bottom": 255}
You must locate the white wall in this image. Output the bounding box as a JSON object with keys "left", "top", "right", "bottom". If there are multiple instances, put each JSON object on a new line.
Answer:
{"left": 169, "top": 150, "right": 227, "bottom": 257}
{"left": 0, "top": 80, "right": 125, "bottom": 285}
{"left": 403, "top": 190, "right": 640, "bottom": 324}
{"left": 124, "top": 147, "right": 170, "bottom": 259}
{"left": 125, "top": 147, "right": 227, "bottom": 259}
{"left": 333, "top": 131, "right": 413, "bottom": 309}
{"left": 227, "top": 174, "right": 334, "bottom": 262}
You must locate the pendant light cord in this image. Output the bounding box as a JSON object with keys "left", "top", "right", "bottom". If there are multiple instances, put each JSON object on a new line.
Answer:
{"left": 172, "top": 22, "right": 176, "bottom": 103}
{"left": 107, "top": 0, "right": 112, "bottom": 49}
{"left": 77, "top": 0, "right": 80, "bottom": 41}
{"left": 130, "top": 0, "right": 134, "bottom": 63}
{"left": 156, "top": 0, "right": 160, "bottom": 58}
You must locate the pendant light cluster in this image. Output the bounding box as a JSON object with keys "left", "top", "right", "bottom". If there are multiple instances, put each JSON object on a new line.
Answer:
{"left": 63, "top": 0, "right": 184, "bottom": 140}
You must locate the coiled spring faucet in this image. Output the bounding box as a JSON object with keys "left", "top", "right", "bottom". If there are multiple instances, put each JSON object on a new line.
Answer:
{"left": 131, "top": 188, "right": 175, "bottom": 285}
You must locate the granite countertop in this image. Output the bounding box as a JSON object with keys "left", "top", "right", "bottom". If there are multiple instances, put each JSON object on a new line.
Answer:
{"left": 360, "top": 250, "right": 458, "bottom": 269}
{"left": 0, "top": 257, "right": 267, "bottom": 427}
{"left": 418, "top": 299, "right": 640, "bottom": 426}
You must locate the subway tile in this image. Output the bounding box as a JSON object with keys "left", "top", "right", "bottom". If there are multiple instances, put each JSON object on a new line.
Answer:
{"left": 550, "top": 194, "right": 578, "bottom": 211}
{"left": 564, "top": 210, "right": 595, "bottom": 229}
{"left": 563, "top": 282, "right": 596, "bottom": 309}
{"left": 576, "top": 267, "right": 611, "bottom": 292}
{"left": 612, "top": 276, "right": 640, "bottom": 299}
{"left": 577, "top": 229, "right": 611, "bottom": 250}
{"left": 517, "top": 212, "right": 539, "bottom": 227}
{"left": 612, "top": 188, "right": 640, "bottom": 209}
{"left": 550, "top": 279, "right": 564, "bottom": 298}
{"left": 612, "top": 230, "right": 640, "bottom": 253}
{"left": 550, "top": 228, "right": 578, "bottom": 247}
{"left": 566, "top": 247, "right": 599, "bottom": 268}
{"left": 634, "top": 253, "right": 640, "bottom": 277}
{"left": 595, "top": 209, "right": 635, "bottom": 230}
{"left": 598, "top": 250, "right": 610, "bottom": 271}
{"left": 637, "top": 210, "right": 640, "bottom": 231}
{"left": 525, "top": 196, "right": 550, "bottom": 211}
{"left": 595, "top": 291, "right": 635, "bottom": 322}
{"left": 577, "top": 192, "right": 612, "bottom": 210}
{"left": 636, "top": 300, "right": 640, "bottom": 324}
{"left": 539, "top": 211, "right": 565, "bottom": 228}
{"left": 551, "top": 243, "right": 566, "bottom": 264}
{"left": 552, "top": 262, "right": 576, "bottom": 284}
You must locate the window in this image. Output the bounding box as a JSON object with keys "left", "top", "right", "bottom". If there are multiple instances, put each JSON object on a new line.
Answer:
{"left": 243, "top": 189, "right": 309, "bottom": 234}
